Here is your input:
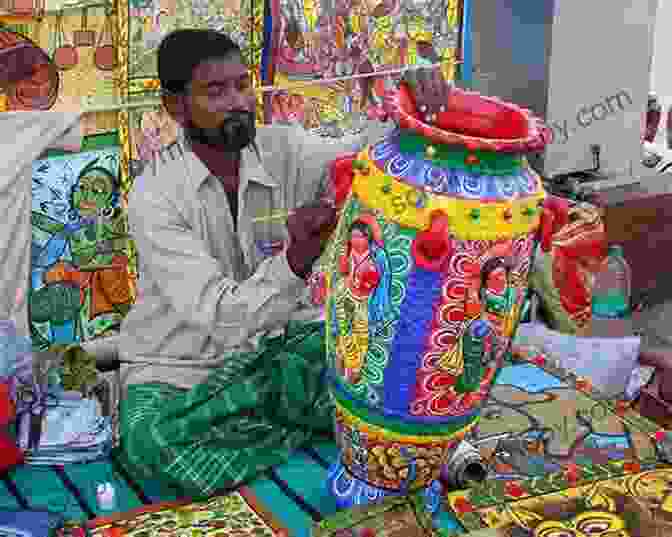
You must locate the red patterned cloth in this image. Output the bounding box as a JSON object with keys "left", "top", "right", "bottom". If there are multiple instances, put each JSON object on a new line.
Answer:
{"left": 530, "top": 200, "right": 606, "bottom": 335}
{"left": 0, "top": 381, "right": 23, "bottom": 472}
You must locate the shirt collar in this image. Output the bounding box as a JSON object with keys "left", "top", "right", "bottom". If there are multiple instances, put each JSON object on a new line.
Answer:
{"left": 180, "top": 131, "right": 279, "bottom": 191}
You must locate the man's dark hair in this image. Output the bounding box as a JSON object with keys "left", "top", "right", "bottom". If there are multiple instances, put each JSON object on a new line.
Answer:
{"left": 157, "top": 29, "right": 242, "bottom": 95}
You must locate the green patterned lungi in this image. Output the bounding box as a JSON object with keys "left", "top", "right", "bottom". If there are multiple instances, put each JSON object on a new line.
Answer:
{"left": 119, "top": 321, "right": 333, "bottom": 497}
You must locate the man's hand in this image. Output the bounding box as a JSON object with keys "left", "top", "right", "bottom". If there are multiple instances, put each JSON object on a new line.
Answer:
{"left": 286, "top": 202, "right": 338, "bottom": 279}
{"left": 403, "top": 65, "right": 453, "bottom": 124}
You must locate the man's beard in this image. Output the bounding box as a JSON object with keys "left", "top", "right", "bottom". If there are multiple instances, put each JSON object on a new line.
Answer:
{"left": 185, "top": 110, "right": 256, "bottom": 153}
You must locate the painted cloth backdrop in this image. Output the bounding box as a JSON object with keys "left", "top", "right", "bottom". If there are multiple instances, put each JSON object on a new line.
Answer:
{"left": 1, "top": 0, "right": 467, "bottom": 345}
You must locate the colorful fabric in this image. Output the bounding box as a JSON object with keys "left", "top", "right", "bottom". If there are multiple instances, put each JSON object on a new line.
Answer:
{"left": 0, "top": 509, "right": 64, "bottom": 537}
{"left": 0, "top": 381, "right": 23, "bottom": 473}
{"left": 16, "top": 391, "right": 113, "bottom": 466}
{"left": 529, "top": 201, "right": 605, "bottom": 334}
{"left": 120, "top": 321, "right": 334, "bottom": 497}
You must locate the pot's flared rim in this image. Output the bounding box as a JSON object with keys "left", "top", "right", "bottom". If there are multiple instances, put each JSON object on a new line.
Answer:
{"left": 384, "top": 87, "right": 552, "bottom": 154}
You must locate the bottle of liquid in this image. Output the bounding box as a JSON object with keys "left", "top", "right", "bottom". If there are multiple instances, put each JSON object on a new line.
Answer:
{"left": 644, "top": 93, "right": 662, "bottom": 143}
{"left": 591, "top": 245, "right": 631, "bottom": 319}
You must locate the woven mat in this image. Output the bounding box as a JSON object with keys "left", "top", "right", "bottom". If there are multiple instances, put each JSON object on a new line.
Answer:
{"left": 2, "top": 359, "right": 661, "bottom": 536}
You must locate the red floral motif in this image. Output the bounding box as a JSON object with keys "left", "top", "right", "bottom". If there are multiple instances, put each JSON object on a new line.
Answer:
{"left": 543, "top": 196, "right": 570, "bottom": 232}
{"left": 575, "top": 378, "right": 592, "bottom": 392}
{"left": 623, "top": 461, "right": 641, "bottom": 473}
{"left": 539, "top": 208, "right": 555, "bottom": 253}
{"left": 453, "top": 497, "right": 474, "bottom": 513}
{"left": 564, "top": 463, "right": 581, "bottom": 484}
{"left": 411, "top": 211, "right": 454, "bottom": 271}
{"left": 614, "top": 400, "right": 629, "bottom": 416}
{"left": 504, "top": 481, "right": 525, "bottom": 498}
{"left": 531, "top": 354, "right": 546, "bottom": 367}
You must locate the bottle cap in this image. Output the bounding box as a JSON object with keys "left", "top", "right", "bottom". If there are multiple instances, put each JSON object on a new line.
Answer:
{"left": 96, "top": 482, "right": 116, "bottom": 511}
{"left": 608, "top": 244, "right": 623, "bottom": 256}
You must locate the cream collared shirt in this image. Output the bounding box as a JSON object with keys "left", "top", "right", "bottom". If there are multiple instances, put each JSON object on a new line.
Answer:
{"left": 119, "top": 122, "right": 391, "bottom": 389}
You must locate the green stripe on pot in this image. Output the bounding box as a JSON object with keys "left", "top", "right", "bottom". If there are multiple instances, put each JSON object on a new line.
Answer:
{"left": 397, "top": 132, "right": 524, "bottom": 175}
{"left": 331, "top": 382, "right": 479, "bottom": 437}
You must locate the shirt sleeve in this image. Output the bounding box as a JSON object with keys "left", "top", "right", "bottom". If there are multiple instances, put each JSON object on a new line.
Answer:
{"left": 46, "top": 118, "right": 83, "bottom": 151}
{"left": 296, "top": 119, "right": 394, "bottom": 203}
{"left": 127, "top": 186, "right": 308, "bottom": 350}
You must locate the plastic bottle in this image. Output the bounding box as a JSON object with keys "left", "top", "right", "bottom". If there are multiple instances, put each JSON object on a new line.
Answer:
{"left": 591, "top": 245, "right": 631, "bottom": 319}
{"left": 644, "top": 94, "right": 662, "bottom": 142}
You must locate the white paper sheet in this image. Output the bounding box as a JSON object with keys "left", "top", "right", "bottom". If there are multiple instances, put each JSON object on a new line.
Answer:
{"left": 515, "top": 322, "right": 641, "bottom": 398}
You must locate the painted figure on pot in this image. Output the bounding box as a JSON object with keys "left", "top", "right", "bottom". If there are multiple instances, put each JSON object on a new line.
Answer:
{"left": 332, "top": 214, "right": 393, "bottom": 384}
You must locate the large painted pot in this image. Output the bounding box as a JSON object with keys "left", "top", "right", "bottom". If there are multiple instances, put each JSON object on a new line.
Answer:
{"left": 317, "top": 84, "right": 552, "bottom": 508}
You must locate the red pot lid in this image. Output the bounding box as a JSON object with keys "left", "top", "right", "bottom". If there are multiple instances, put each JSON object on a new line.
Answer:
{"left": 384, "top": 83, "right": 552, "bottom": 154}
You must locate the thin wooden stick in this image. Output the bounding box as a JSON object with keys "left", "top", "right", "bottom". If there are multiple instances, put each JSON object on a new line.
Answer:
{"left": 79, "top": 60, "right": 461, "bottom": 114}
{"left": 251, "top": 207, "right": 343, "bottom": 223}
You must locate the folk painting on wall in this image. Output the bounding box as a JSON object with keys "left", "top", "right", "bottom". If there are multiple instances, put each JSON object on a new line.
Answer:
{"left": 264, "top": 0, "right": 464, "bottom": 129}
{"left": 123, "top": 0, "right": 262, "bottom": 93}
{"left": 29, "top": 135, "right": 134, "bottom": 349}
{"left": 0, "top": 10, "right": 120, "bottom": 135}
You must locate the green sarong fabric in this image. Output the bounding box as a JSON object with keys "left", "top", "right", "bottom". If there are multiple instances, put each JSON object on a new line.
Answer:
{"left": 119, "top": 321, "right": 334, "bottom": 497}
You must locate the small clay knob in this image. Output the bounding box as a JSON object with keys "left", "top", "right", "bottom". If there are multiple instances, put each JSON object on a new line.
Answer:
{"left": 414, "top": 211, "right": 453, "bottom": 269}
{"left": 419, "top": 234, "right": 448, "bottom": 259}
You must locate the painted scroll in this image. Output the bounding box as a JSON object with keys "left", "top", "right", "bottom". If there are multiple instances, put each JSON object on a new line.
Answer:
{"left": 124, "top": 0, "right": 262, "bottom": 94}
{"left": 30, "top": 135, "right": 134, "bottom": 349}
{"left": 265, "top": 0, "right": 463, "bottom": 129}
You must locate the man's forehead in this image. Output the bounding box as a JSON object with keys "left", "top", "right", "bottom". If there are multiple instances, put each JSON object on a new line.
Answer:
{"left": 192, "top": 56, "right": 248, "bottom": 83}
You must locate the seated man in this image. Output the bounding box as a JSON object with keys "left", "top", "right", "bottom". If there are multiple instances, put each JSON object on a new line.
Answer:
{"left": 117, "top": 29, "right": 451, "bottom": 496}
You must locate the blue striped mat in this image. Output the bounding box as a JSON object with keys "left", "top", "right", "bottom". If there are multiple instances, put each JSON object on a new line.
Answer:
{"left": 0, "top": 439, "right": 465, "bottom": 536}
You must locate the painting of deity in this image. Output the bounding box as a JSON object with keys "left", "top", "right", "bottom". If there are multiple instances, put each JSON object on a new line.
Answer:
{"left": 29, "top": 138, "right": 133, "bottom": 349}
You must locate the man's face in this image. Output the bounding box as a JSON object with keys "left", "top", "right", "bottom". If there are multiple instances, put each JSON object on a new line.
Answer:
{"left": 185, "top": 54, "right": 255, "bottom": 129}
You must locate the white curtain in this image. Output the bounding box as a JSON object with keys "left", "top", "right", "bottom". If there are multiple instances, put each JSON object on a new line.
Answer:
{"left": 0, "top": 111, "right": 81, "bottom": 338}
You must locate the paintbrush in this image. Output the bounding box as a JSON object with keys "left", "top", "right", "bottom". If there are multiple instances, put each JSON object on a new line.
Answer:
{"left": 251, "top": 208, "right": 345, "bottom": 224}
{"left": 250, "top": 210, "right": 296, "bottom": 223}
{"left": 251, "top": 194, "right": 341, "bottom": 223}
